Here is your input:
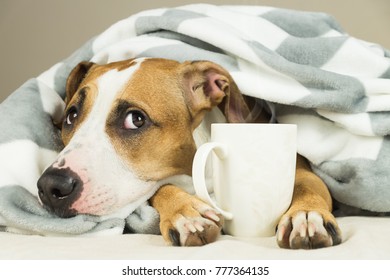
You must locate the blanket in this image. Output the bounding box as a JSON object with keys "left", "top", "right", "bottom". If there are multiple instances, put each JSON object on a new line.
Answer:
{"left": 1, "top": 4, "right": 389, "bottom": 236}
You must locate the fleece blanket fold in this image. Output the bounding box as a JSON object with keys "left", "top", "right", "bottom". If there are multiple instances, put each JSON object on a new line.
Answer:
{"left": 1, "top": 4, "right": 390, "bottom": 236}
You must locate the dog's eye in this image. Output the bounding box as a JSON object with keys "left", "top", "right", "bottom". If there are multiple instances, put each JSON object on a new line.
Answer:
{"left": 124, "top": 111, "right": 146, "bottom": 130}
{"left": 65, "top": 107, "right": 78, "bottom": 126}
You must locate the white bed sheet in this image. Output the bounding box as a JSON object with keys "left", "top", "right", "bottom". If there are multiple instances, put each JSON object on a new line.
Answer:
{"left": 1, "top": 216, "right": 389, "bottom": 260}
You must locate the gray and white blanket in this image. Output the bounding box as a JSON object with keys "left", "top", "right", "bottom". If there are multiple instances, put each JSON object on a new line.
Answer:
{"left": 1, "top": 4, "right": 389, "bottom": 236}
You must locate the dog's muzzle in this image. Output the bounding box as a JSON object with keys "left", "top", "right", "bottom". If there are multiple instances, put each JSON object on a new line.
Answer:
{"left": 37, "top": 167, "right": 82, "bottom": 218}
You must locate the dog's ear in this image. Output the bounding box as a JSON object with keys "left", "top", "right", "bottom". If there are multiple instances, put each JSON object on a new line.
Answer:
{"left": 65, "top": 61, "right": 95, "bottom": 104}
{"left": 182, "top": 61, "right": 250, "bottom": 126}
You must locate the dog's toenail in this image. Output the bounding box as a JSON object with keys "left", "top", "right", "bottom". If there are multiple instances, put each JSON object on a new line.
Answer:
{"left": 169, "top": 229, "right": 181, "bottom": 246}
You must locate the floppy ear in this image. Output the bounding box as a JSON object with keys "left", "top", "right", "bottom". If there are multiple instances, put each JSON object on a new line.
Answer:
{"left": 181, "top": 61, "right": 250, "bottom": 126}
{"left": 65, "top": 61, "right": 95, "bottom": 104}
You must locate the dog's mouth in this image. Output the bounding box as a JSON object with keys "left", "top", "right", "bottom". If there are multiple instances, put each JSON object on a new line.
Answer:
{"left": 41, "top": 203, "right": 78, "bottom": 218}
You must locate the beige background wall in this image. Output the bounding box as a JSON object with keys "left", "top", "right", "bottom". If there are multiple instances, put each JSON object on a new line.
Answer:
{"left": 1, "top": 0, "right": 389, "bottom": 102}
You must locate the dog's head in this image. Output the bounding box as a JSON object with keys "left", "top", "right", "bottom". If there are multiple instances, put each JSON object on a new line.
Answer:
{"left": 37, "top": 58, "right": 249, "bottom": 217}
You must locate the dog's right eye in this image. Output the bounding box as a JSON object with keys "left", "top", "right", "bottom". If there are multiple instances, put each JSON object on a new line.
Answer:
{"left": 123, "top": 110, "right": 146, "bottom": 130}
{"left": 65, "top": 107, "right": 78, "bottom": 126}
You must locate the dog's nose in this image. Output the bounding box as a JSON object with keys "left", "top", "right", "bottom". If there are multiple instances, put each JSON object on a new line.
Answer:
{"left": 37, "top": 167, "right": 82, "bottom": 218}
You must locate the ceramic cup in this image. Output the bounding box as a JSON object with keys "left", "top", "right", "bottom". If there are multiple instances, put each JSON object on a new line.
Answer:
{"left": 192, "top": 123, "right": 297, "bottom": 237}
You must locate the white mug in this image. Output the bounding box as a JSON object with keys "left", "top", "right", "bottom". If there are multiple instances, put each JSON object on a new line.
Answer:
{"left": 192, "top": 123, "right": 297, "bottom": 237}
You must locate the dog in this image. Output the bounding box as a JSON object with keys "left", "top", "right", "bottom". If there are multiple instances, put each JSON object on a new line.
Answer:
{"left": 37, "top": 57, "right": 342, "bottom": 249}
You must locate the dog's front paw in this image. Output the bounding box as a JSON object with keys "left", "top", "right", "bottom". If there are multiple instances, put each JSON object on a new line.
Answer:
{"left": 276, "top": 210, "right": 342, "bottom": 249}
{"left": 160, "top": 198, "right": 223, "bottom": 246}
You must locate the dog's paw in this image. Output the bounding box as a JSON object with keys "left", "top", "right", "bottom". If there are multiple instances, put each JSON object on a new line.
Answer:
{"left": 160, "top": 199, "right": 223, "bottom": 246}
{"left": 276, "top": 210, "right": 342, "bottom": 249}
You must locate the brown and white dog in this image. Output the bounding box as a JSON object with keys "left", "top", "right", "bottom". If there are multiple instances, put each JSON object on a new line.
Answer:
{"left": 37, "top": 58, "right": 342, "bottom": 249}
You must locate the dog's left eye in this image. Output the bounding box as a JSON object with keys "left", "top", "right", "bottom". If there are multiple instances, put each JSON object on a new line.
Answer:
{"left": 124, "top": 110, "right": 146, "bottom": 130}
{"left": 65, "top": 107, "right": 78, "bottom": 126}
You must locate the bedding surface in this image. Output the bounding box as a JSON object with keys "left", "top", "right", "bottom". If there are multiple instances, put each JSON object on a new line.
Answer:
{"left": 1, "top": 216, "right": 389, "bottom": 259}
{"left": 0, "top": 4, "right": 389, "bottom": 239}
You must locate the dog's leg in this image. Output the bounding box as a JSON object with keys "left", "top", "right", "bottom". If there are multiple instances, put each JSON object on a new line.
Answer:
{"left": 276, "top": 155, "right": 342, "bottom": 249}
{"left": 150, "top": 184, "right": 223, "bottom": 246}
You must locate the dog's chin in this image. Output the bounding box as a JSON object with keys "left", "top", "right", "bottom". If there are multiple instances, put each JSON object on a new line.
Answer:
{"left": 44, "top": 205, "right": 111, "bottom": 219}
{"left": 39, "top": 197, "right": 105, "bottom": 218}
{"left": 41, "top": 200, "right": 142, "bottom": 221}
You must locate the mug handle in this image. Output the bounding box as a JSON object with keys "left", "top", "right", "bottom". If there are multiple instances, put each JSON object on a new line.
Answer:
{"left": 192, "top": 142, "right": 233, "bottom": 220}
